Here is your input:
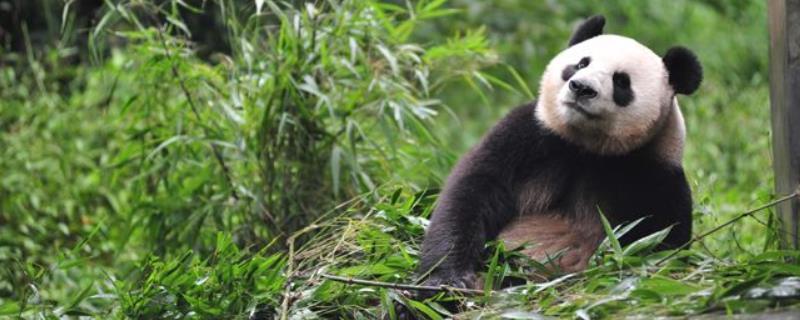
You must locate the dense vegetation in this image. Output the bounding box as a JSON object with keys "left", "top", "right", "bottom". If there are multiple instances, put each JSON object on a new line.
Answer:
{"left": 1, "top": 0, "right": 795, "bottom": 318}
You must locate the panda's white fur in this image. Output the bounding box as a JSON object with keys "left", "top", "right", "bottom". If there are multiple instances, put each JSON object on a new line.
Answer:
{"left": 649, "top": 101, "right": 686, "bottom": 165}
{"left": 536, "top": 35, "right": 683, "bottom": 160}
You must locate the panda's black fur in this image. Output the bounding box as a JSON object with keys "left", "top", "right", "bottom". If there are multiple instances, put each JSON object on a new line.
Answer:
{"left": 413, "top": 15, "right": 701, "bottom": 297}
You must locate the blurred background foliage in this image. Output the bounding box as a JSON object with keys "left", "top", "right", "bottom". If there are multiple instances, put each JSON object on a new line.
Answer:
{"left": 0, "top": 0, "right": 784, "bottom": 318}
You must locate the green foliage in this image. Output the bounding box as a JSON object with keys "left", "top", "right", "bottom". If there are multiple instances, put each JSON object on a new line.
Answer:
{"left": 119, "top": 234, "right": 286, "bottom": 319}
{"left": 0, "top": 0, "right": 790, "bottom": 319}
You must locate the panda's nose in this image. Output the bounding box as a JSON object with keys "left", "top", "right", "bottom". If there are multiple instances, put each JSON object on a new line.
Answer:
{"left": 569, "top": 80, "right": 597, "bottom": 99}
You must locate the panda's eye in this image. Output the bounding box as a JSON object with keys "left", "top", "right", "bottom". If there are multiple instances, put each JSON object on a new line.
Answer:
{"left": 576, "top": 57, "right": 591, "bottom": 69}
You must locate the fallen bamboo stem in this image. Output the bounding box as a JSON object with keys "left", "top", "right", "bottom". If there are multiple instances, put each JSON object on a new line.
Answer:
{"left": 319, "top": 273, "right": 487, "bottom": 295}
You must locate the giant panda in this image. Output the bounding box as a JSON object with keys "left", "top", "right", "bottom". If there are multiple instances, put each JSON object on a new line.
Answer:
{"left": 416, "top": 15, "right": 702, "bottom": 292}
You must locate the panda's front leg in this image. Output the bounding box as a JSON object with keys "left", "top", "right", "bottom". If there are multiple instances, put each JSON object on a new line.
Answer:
{"left": 416, "top": 173, "right": 516, "bottom": 297}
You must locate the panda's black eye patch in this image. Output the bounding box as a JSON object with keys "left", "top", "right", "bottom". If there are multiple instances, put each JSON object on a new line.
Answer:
{"left": 612, "top": 72, "right": 634, "bottom": 107}
{"left": 576, "top": 57, "right": 591, "bottom": 69}
{"left": 561, "top": 65, "right": 576, "bottom": 81}
{"left": 561, "top": 57, "right": 592, "bottom": 81}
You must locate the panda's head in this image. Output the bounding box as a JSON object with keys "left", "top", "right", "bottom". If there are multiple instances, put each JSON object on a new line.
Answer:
{"left": 536, "top": 15, "right": 702, "bottom": 158}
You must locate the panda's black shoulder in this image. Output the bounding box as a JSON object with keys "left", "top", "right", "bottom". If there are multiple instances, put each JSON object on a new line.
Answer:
{"left": 477, "top": 100, "right": 566, "bottom": 153}
{"left": 455, "top": 101, "right": 569, "bottom": 175}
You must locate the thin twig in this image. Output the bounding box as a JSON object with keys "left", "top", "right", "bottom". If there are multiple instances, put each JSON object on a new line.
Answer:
{"left": 319, "top": 273, "right": 487, "bottom": 295}
{"left": 656, "top": 189, "right": 800, "bottom": 265}
{"left": 155, "top": 26, "right": 239, "bottom": 201}
{"left": 279, "top": 224, "right": 322, "bottom": 320}
{"left": 279, "top": 238, "right": 295, "bottom": 320}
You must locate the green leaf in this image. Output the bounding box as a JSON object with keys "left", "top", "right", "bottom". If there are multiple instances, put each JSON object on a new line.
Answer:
{"left": 507, "top": 65, "right": 535, "bottom": 100}
{"left": 65, "top": 282, "right": 95, "bottom": 311}
{"left": 407, "top": 300, "right": 443, "bottom": 320}
{"left": 638, "top": 277, "right": 699, "bottom": 296}
{"left": 599, "top": 210, "right": 622, "bottom": 257}
{"left": 622, "top": 226, "right": 672, "bottom": 256}
{"left": 484, "top": 242, "right": 503, "bottom": 291}
{"left": 166, "top": 15, "right": 191, "bottom": 37}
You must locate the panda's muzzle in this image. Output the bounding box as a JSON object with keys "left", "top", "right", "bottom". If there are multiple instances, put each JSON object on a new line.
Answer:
{"left": 565, "top": 101, "right": 601, "bottom": 120}
{"left": 568, "top": 80, "right": 598, "bottom": 99}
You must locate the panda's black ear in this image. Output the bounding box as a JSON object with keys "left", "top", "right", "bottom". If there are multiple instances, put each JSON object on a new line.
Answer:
{"left": 568, "top": 15, "right": 605, "bottom": 47}
{"left": 663, "top": 46, "right": 703, "bottom": 95}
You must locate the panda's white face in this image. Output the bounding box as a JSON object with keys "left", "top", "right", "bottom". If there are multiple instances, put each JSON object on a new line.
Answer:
{"left": 536, "top": 35, "right": 677, "bottom": 156}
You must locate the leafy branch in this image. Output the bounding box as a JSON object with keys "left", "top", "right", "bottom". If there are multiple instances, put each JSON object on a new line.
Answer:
{"left": 153, "top": 25, "right": 240, "bottom": 201}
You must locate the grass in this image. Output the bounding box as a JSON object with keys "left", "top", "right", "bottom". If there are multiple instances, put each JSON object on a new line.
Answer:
{"left": 0, "top": 0, "right": 796, "bottom": 319}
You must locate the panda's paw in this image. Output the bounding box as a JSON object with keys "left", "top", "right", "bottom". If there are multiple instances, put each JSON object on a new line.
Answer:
{"left": 420, "top": 270, "right": 479, "bottom": 295}
{"left": 386, "top": 302, "right": 421, "bottom": 320}
{"left": 385, "top": 271, "right": 478, "bottom": 319}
